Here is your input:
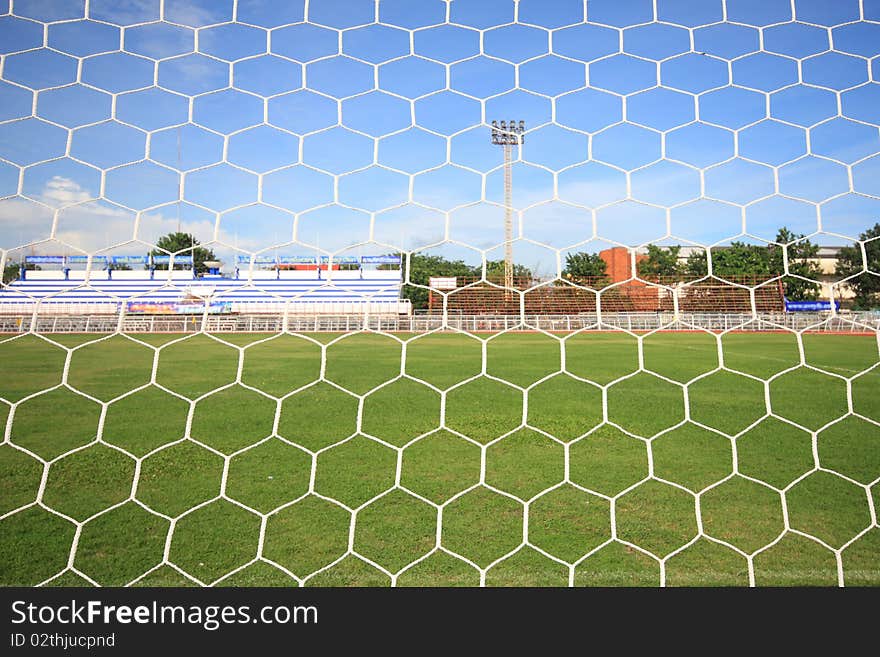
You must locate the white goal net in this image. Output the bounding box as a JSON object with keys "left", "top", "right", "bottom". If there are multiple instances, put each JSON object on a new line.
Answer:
{"left": 0, "top": 0, "right": 878, "bottom": 587}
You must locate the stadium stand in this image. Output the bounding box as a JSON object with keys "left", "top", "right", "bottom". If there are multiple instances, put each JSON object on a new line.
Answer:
{"left": 420, "top": 246, "right": 784, "bottom": 315}
{"left": 434, "top": 276, "right": 784, "bottom": 315}
{"left": 0, "top": 265, "right": 408, "bottom": 315}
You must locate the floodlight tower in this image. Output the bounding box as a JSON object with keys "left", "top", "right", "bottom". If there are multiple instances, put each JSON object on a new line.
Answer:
{"left": 491, "top": 119, "right": 525, "bottom": 297}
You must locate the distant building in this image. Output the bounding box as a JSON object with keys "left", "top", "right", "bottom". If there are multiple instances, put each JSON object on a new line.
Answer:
{"left": 599, "top": 246, "right": 646, "bottom": 282}
{"left": 809, "top": 246, "right": 853, "bottom": 301}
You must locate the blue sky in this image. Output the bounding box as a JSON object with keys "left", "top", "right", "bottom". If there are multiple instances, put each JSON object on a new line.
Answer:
{"left": 0, "top": 0, "right": 879, "bottom": 277}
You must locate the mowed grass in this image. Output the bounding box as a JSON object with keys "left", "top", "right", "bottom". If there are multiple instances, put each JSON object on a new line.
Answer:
{"left": 0, "top": 330, "right": 878, "bottom": 587}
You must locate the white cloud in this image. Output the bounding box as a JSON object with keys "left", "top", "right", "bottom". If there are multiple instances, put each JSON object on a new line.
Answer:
{"left": 41, "top": 176, "right": 95, "bottom": 207}
{"left": 0, "top": 170, "right": 770, "bottom": 278}
{"left": 0, "top": 197, "right": 55, "bottom": 250}
{"left": 1, "top": 178, "right": 279, "bottom": 267}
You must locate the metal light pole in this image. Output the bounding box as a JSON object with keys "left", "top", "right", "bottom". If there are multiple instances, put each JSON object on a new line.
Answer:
{"left": 490, "top": 120, "right": 525, "bottom": 297}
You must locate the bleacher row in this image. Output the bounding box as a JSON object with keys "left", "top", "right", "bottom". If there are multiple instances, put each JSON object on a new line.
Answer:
{"left": 0, "top": 269, "right": 410, "bottom": 315}
{"left": 439, "top": 279, "right": 785, "bottom": 314}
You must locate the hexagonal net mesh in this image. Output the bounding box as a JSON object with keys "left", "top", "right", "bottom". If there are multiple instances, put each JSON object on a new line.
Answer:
{"left": 0, "top": 0, "right": 878, "bottom": 587}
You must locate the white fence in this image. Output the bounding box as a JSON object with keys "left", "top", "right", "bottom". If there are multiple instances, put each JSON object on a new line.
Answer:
{"left": 0, "top": 300, "right": 411, "bottom": 316}
{"left": 1, "top": 312, "right": 878, "bottom": 334}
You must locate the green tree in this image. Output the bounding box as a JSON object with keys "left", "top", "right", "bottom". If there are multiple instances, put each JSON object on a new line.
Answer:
{"left": 400, "top": 253, "right": 475, "bottom": 309}
{"left": 683, "top": 250, "right": 709, "bottom": 278}
{"left": 681, "top": 242, "right": 769, "bottom": 280}
{"left": 3, "top": 262, "right": 21, "bottom": 284}
{"left": 562, "top": 252, "right": 608, "bottom": 283}
{"left": 484, "top": 259, "right": 533, "bottom": 281}
{"left": 769, "top": 227, "right": 821, "bottom": 301}
{"left": 150, "top": 233, "right": 215, "bottom": 274}
{"left": 2, "top": 262, "right": 38, "bottom": 284}
{"left": 562, "top": 251, "right": 610, "bottom": 289}
{"left": 712, "top": 241, "right": 770, "bottom": 279}
{"left": 681, "top": 241, "right": 769, "bottom": 280}
{"left": 835, "top": 223, "right": 880, "bottom": 309}
{"left": 637, "top": 245, "right": 683, "bottom": 281}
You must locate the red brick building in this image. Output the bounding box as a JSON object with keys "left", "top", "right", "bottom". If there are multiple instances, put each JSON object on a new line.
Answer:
{"left": 599, "top": 246, "right": 646, "bottom": 283}
{"left": 599, "top": 247, "right": 655, "bottom": 310}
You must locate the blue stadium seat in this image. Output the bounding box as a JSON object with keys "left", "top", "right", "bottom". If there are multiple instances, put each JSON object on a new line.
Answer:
{"left": 0, "top": 272, "right": 406, "bottom": 314}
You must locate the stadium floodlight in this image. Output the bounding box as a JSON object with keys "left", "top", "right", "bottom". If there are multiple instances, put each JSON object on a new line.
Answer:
{"left": 490, "top": 120, "right": 525, "bottom": 298}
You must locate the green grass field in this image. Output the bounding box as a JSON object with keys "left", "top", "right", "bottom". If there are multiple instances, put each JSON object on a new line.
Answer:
{"left": 1, "top": 330, "right": 878, "bottom": 587}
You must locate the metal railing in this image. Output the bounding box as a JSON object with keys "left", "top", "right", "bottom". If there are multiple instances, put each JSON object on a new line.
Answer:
{"left": 1, "top": 312, "right": 877, "bottom": 334}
